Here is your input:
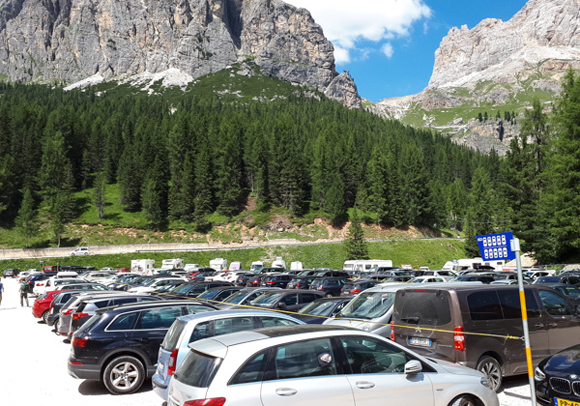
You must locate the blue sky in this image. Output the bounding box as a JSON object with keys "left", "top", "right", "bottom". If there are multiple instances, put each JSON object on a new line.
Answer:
{"left": 285, "top": 0, "right": 528, "bottom": 102}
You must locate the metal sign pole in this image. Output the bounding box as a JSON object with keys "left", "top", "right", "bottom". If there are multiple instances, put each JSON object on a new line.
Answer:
{"left": 511, "top": 237, "right": 537, "bottom": 406}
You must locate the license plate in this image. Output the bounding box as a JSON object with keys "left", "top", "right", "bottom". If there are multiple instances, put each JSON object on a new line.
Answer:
{"left": 554, "top": 398, "right": 580, "bottom": 406}
{"left": 410, "top": 337, "right": 432, "bottom": 347}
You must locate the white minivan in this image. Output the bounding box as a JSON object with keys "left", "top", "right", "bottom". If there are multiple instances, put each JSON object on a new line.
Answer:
{"left": 69, "top": 247, "right": 90, "bottom": 256}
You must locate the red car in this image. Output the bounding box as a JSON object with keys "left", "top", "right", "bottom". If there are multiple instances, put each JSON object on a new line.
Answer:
{"left": 32, "top": 290, "right": 60, "bottom": 322}
{"left": 116, "top": 268, "right": 131, "bottom": 273}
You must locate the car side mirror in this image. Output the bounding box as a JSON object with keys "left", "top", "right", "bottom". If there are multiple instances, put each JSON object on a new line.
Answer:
{"left": 404, "top": 360, "right": 422, "bottom": 375}
{"left": 278, "top": 302, "right": 287, "bottom": 309}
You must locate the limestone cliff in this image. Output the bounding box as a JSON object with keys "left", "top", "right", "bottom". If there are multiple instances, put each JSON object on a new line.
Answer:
{"left": 0, "top": 0, "right": 361, "bottom": 108}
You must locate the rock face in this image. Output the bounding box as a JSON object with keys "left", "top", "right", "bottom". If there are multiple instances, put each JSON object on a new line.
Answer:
{"left": 0, "top": 0, "right": 360, "bottom": 108}
{"left": 429, "top": 0, "right": 580, "bottom": 90}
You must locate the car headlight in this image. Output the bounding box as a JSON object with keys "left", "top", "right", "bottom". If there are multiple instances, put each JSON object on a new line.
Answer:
{"left": 480, "top": 376, "right": 490, "bottom": 388}
{"left": 534, "top": 366, "right": 546, "bottom": 381}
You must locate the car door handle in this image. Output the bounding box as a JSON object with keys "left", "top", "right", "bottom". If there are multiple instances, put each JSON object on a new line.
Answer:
{"left": 534, "top": 323, "right": 544, "bottom": 328}
{"left": 356, "top": 381, "right": 376, "bottom": 389}
{"left": 275, "top": 388, "right": 298, "bottom": 396}
{"left": 548, "top": 322, "right": 558, "bottom": 328}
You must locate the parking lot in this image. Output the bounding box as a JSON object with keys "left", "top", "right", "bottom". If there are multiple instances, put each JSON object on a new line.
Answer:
{"left": 0, "top": 277, "right": 533, "bottom": 406}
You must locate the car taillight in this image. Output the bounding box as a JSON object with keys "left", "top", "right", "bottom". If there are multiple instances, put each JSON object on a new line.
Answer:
{"left": 266, "top": 281, "right": 275, "bottom": 285}
{"left": 72, "top": 312, "right": 88, "bottom": 320}
{"left": 350, "top": 288, "right": 360, "bottom": 294}
{"left": 37, "top": 283, "right": 44, "bottom": 286}
{"left": 295, "top": 284, "right": 301, "bottom": 288}
{"left": 62, "top": 308, "right": 73, "bottom": 315}
{"left": 454, "top": 326, "right": 466, "bottom": 351}
{"left": 184, "top": 398, "right": 226, "bottom": 406}
{"left": 168, "top": 349, "right": 178, "bottom": 376}
{"left": 72, "top": 338, "right": 89, "bottom": 347}
{"left": 317, "top": 286, "right": 324, "bottom": 291}
{"left": 390, "top": 321, "right": 395, "bottom": 341}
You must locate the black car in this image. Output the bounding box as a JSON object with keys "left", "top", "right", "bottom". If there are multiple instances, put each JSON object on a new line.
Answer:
{"left": 537, "top": 275, "right": 580, "bottom": 285}
{"left": 535, "top": 344, "right": 580, "bottom": 405}
{"left": 195, "top": 286, "right": 244, "bottom": 303}
{"left": 186, "top": 267, "right": 217, "bottom": 281}
{"left": 246, "top": 274, "right": 268, "bottom": 287}
{"left": 294, "top": 297, "right": 352, "bottom": 324}
{"left": 68, "top": 300, "right": 217, "bottom": 394}
{"left": 287, "top": 276, "right": 317, "bottom": 290}
{"left": 234, "top": 273, "right": 253, "bottom": 286}
{"left": 340, "top": 279, "right": 378, "bottom": 295}
{"left": 165, "top": 281, "right": 233, "bottom": 298}
{"left": 250, "top": 289, "right": 324, "bottom": 312}
{"left": 453, "top": 274, "right": 495, "bottom": 284}
{"left": 309, "top": 276, "right": 350, "bottom": 297}
{"left": 3, "top": 268, "right": 20, "bottom": 278}
{"left": 261, "top": 273, "right": 293, "bottom": 288}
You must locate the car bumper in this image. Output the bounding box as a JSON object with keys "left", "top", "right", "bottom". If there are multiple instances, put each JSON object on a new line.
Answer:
{"left": 68, "top": 360, "right": 101, "bottom": 380}
{"left": 152, "top": 372, "right": 170, "bottom": 400}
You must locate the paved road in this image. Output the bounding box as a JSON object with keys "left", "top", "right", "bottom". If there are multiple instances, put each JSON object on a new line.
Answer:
{"left": 0, "top": 277, "right": 531, "bottom": 406}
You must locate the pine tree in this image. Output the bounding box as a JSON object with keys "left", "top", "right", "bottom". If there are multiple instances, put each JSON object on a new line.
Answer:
{"left": 325, "top": 173, "right": 347, "bottom": 225}
{"left": 93, "top": 170, "right": 107, "bottom": 220}
{"left": 465, "top": 167, "right": 496, "bottom": 256}
{"left": 15, "top": 188, "right": 37, "bottom": 248}
{"left": 366, "top": 148, "right": 388, "bottom": 225}
{"left": 477, "top": 112, "right": 483, "bottom": 122}
{"left": 344, "top": 209, "right": 369, "bottom": 260}
{"left": 142, "top": 155, "right": 169, "bottom": 230}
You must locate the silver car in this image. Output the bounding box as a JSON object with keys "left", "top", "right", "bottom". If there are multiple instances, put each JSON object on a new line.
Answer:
{"left": 152, "top": 309, "right": 303, "bottom": 401}
{"left": 168, "top": 325, "right": 499, "bottom": 406}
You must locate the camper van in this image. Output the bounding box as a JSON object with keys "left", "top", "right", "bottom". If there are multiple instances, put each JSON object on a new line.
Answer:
{"left": 342, "top": 259, "right": 393, "bottom": 273}
{"left": 161, "top": 258, "right": 184, "bottom": 269}
{"left": 271, "top": 257, "right": 286, "bottom": 269}
{"left": 229, "top": 261, "right": 242, "bottom": 271}
{"left": 131, "top": 259, "right": 155, "bottom": 274}
{"left": 290, "top": 261, "right": 303, "bottom": 271}
{"left": 209, "top": 258, "right": 228, "bottom": 272}
{"left": 250, "top": 261, "right": 264, "bottom": 273}
{"left": 441, "top": 258, "right": 505, "bottom": 273}
{"left": 184, "top": 263, "right": 200, "bottom": 272}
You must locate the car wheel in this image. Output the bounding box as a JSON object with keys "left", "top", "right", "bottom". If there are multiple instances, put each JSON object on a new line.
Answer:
{"left": 476, "top": 356, "right": 502, "bottom": 392}
{"left": 325, "top": 293, "right": 333, "bottom": 298}
{"left": 42, "top": 310, "right": 49, "bottom": 324}
{"left": 53, "top": 319, "right": 60, "bottom": 335}
{"left": 449, "top": 395, "right": 477, "bottom": 406}
{"left": 102, "top": 355, "right": 145, "bottom": 395}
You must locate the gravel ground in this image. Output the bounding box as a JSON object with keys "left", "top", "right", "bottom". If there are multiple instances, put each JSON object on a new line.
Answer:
{"left": 0, "top": 277, "right": 533, "bottom": 406}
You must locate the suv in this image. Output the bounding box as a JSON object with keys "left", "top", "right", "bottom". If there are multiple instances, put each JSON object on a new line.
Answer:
{"left": 392, "top": 284, "right": 580, "bottom": 391}
{"left": 260, "top": 274, "right": 293, "bottom": 288}
{"left": 152, "top": 309, "right": 303, "bottom": 401}
{"left": 3, "top": 268, "right": 20, "bottom": 278}
{"left": 309, "top": 277, "right": 350, "bottom": 297}
{"left": 68, "top": 300, "right": 217, "bottom": 394}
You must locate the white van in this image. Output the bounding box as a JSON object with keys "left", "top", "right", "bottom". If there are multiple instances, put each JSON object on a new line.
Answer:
{"left": 342, "top": 259, "right": 393, "bottom": 272}
{"left": 271, "top": 257, "right": 286, "bottom": 269}
{"left": 131, "top": 259, "right": 155, "bottom": 274}
{"left": 161, "top": 258, "right": 184, "bottom": 269}
{"left": 69, "top": 247, "right": 90, "bottom": 256}
{"left": 210, "top": 258, "right": 228, "bottom": 272}
{"left": 250, "top": 261, "right": 264, "bottom": 272}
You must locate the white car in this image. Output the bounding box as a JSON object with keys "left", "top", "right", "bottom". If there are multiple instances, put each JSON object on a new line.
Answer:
{"left": 409, "top": 276, "right": 446, "bottom": 283}
{"left": 168, "top": 325, "right": 499, "bottom": 406}
{"left": 128, "top": 277, "right": 184, "bottom": 293}
{"left": 33, "top": 277, "right": 87, "bottom": 296}
{"left": 69, "top": 247, "right": 90, "bottom": 256}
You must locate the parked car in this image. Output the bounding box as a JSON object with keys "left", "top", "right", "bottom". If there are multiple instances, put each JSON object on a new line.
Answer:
{"left": 195, "top": 286, "right": 244, "bottom": 303}
{"left": 58, "top": 293, "right": 161, "bottom": 339}
{"left": 535, "top": 344, "right": 580, "bottom": 406}
{"left": 286, "top": 276, "right": 317, "bottom": 290}
{"left": 152, "top": 309, "right": 303, "bottom": 401}
{"left": 3, "top": 268, "right": 20, "bottom": 278}
{"left": 165, "top": 281, "right": 234, "bottom": 298}
{"left": 418, "top": 270, "right": 458, "bottom": 281}
{"left": 535, "top": 275, "right": 580, "bottom": 285}
{"left": 294, "top": 297, "right": 352, "bottom": 324}
{"left": 409, "top": 276, "right": 446, "bottom": 283}
{"left": 127, "top": 277, "right": 183, "bottom": 294}
{"left": 391, "top": 284, "right": 580, "bottom": 391}
{"left": 234, "top": 273, "right": 253, "bottom": 286}
{"left": 260, "top": 273, "right": 293, "bottom": 288}
{"left": 340, "top": 280, "right": 378, "bottom": 296}
{"left": 246, "top": 274, "right": 268, "bottom": 287}
{"left": 33, "top": 277, "right": 88, "bottom": 296}
{"left": 250, "top": 289, "right": 323, "bottom": 312}
{"left": 186, "top": 268, "right": 217, "bottom": 281}
{"left": 168, "top": 325, "right": 499, "bottom": 406}
{"left": 217, "top": 287, "right": 283, "bottom": 309}
{"left": 309, "top": 276, "right": 350, "bottom": 297}
{"left": 451, "top": 274, "right": 495, "bottom": 284}
{"left": 68, "top": 300, "right": 217, "bottom": 394}
{"left": 46, "top": 289, "right": 107, "bottom": 330}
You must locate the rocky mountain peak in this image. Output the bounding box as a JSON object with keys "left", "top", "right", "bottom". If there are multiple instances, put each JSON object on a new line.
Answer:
{"left": 0, "top": 0, "right": 361, "bottom": 108}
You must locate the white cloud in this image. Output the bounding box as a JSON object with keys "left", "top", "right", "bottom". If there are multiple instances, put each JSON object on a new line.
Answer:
{"left": 381, "top": 43, "right": 394, "bottom": 58}
{"left": 285, "top": 0, "right": 431, "bottom": 63}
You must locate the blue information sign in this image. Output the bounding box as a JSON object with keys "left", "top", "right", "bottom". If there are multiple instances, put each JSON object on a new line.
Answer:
{"left": 476, "top": 232, "right": 516, "bottom": 261}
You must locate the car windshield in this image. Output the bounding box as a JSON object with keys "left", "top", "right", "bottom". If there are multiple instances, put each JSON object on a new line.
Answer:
{"left": 299, "top": 300, "right": 338, "bottom": 316}
{"left": 338, "top": 291, "right": 396, "bottom": 319}
{"left": 142, "top": 279, "right": 159, "bottom": 286}
{"left": 555, "top": 286, "right": 580, "bottom": 297}
{"left": 161, "top": 319, "right": 187, "bottom": 351}
{"left": 173, "top": 284, "right": 195, "bottom": 294}
{"left": 250, "top": 292, "right": 283, "bottom": 306}
{"left": 197, "top": 290, "right": 219, "bottom": 300}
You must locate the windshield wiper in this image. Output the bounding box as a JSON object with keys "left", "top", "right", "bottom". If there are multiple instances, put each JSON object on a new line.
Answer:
{"left": 400, "top": 316, "right": 420, "bottom": 324}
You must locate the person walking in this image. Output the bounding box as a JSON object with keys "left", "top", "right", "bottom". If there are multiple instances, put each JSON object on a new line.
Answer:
{"left": 19, "top": 277, "right": 29, "bottom": 307}
{"left": 0, "top": 279, "right": 4, "bottom": 306}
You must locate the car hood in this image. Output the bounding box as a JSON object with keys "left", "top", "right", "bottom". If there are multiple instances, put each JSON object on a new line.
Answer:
{"left": 543, "top": 345, "right": 580, "bottom": 376}
{"left": 429, "top": 358, "right": 486, "bottom": 378}
{"left": 322, "top": 317, "right": 369, "bottom": 329}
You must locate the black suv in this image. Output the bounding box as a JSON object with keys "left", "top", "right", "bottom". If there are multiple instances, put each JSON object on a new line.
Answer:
{"left": 261, "top": 274, "right": 293, "bottom": 288}
{"left": 309, "top": 277, "right": 350, "bottom": 297}
{"left": 68, "top": 300, "right": 217, "bottom": 394}
{"left": 163, "top": 281, "right": 233, "bottom": 298}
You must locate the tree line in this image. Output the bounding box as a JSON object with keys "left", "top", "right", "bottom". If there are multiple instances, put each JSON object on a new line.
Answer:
{"left": 0, "top": 75, "right": 578, "bottom": 264}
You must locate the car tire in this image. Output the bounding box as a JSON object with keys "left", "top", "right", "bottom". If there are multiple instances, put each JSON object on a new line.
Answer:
{"left": 42, "top": 310, "right": 49, "bottom": 324}
{"left": 449, "top": 395, "right": 477, "bottom": 406}
{"left": 325, "top": 293, "right": 333, "bottom": 298}
{"left": 102, "top": 355, "right": 145, "bottom": 395}
{"left": 53, "top": 319, "right": 60, "bottom": 335}
{"left": 476, "top": 356, "right": 502, "bottom": 392}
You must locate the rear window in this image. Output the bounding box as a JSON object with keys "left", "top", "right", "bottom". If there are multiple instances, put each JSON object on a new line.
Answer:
{"left": 76, "top": 314, "right": 102, "bottom": 334}
{"left": 396, "top": 290, "right": 452, "bottom": 326}
{"left": 161, "top": 319, "right": 187, "bottom": 351}
{"left": 174, "top": 350, "right": 221, "bottom": 388}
